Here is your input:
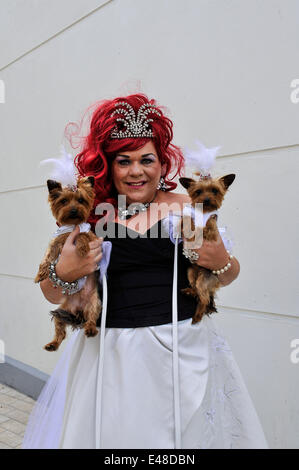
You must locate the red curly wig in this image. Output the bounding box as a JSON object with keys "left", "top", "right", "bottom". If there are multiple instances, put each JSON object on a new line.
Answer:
{"left": 64, "top": 93, "right": 185, "bottom": 230}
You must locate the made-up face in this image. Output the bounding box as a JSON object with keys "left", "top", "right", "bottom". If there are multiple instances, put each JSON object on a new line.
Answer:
{"left": 111, "top": 141, "right": 162, "bottom": 205}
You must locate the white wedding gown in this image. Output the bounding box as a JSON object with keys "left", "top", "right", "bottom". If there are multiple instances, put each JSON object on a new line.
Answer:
{"left": 22, "top": 228, "right": 269, "bottom": 449}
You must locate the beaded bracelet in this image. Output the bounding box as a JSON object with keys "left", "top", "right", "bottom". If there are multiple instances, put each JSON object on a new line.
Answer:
{"left": 182, "top": 247, "right": 199, "bottom": 263}
{"left": 212, "top": 250, "right": 234, "bottom": 275}
{"left": 48, "top": 259, "right": 79, "bottom": 295}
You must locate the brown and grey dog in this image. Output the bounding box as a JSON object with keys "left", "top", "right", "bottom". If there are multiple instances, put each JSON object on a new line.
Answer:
{"left": 35, "top": 176, "right": 102, "bottom": 351}
{"left": 179, "top": 173, "right": 235, "bottom": 324}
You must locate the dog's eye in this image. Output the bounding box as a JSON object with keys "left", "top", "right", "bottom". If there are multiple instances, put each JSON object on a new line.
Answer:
{"left": 78, "top": 197, "right": 85, "bottom": 204}
{"left": 195, "top": 189, "right": 202, "bottom": 195}
{"left": 60, "top": 198, "right": 68, "bottom": 204}
{"left": 212, "top": 188, "right": 219, "bottom": 195}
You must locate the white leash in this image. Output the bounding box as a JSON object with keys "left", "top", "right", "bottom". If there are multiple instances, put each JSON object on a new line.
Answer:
{"left": 95, "top": 272, "right": 108, "bottom": 449}
{"left": 172, "top": 233, "right": 182, "bottom": 448}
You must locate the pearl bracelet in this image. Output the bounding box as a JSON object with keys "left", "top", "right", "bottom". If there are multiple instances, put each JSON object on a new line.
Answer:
{"left": 212, "top": 250, "right": 234, "bottom": 275}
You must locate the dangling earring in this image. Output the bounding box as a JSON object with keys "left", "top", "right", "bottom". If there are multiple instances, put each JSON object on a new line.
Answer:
{"left": 157, "top": 176, "right": 167, "bottom": 191}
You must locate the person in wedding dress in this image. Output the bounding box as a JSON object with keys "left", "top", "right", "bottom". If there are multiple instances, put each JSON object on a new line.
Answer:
{"left": 22, "top": 93, "right": 269, "bottom": 449}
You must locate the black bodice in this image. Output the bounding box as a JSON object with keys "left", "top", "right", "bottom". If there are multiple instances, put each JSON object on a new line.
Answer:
{"left": 96, "top": 218, "right": 196, "bottom": 328}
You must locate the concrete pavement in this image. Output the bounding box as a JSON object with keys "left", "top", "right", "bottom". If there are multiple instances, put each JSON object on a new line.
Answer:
{"left": 0, "top": 383, "right": 36, "bottom": 449}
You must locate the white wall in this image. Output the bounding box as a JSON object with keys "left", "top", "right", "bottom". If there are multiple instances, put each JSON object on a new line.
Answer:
{"left": 0, "top": 0, "right": 298, "bottom": 449}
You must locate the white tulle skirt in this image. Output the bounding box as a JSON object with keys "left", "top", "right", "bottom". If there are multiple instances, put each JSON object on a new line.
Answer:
{"left": 22, "top": 315, "right": 269, "bottom": 449}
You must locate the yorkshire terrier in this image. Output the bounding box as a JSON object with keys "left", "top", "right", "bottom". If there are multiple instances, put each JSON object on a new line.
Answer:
{"left": 179, "top": 173, "right": 235, "bottom": 324}
{"left": 35, "top": 176, "right": 102, "bottom": 351}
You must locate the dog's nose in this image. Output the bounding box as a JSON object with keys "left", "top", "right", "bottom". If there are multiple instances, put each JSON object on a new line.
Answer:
{"left": 203, "top": 198, "right": 210, "bottom": 204}
{"left": 69, "top": 208, "right": 78, "bottom": 216}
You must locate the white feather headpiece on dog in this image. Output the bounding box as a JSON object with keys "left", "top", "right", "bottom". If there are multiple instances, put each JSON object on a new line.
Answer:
{"left": 39, "top": 145, "right": 78, "bottom": 190}
{"left": 183, "top": 139, "right": 221, "bottom": 179}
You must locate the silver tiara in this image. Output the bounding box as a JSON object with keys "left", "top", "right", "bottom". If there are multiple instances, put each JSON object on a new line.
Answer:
{"left": 110, "top": 101, "right": 161, "bottom": 139}
{"left": 198, "top": 172, "right": 212, "bottom": 181}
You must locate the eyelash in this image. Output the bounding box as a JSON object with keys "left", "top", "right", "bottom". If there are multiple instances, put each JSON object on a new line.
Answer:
{"left": 117, "top": 159, "right": 154, "bottom": 166}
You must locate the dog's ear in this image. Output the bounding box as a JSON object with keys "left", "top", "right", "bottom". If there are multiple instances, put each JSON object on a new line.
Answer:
{"left": 86, "top": 176, "right": 95, "bottom": 187}
{"left": 80, "top": 176, "right": 95, "bottom": 188}
{"left": 47, "top": 180, "right": 62, "bottom": 193}
{"left": 179, "top": 177, "right": 195, "bottom": 190}
{"left": 218, "top": 174, "right": 235, "bottom": 190}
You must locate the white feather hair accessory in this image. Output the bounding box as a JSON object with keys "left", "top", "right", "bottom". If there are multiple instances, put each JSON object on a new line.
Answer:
{"left": 39, "top": 145, "right": 78, "bottom": 190}
{"left": 184, "top": 139, "right": 221, "bottom": 179}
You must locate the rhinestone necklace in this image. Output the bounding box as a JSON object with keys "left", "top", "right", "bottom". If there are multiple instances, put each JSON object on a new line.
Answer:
{"left": 118, "top": 191, "right": 158, "bottom": 220}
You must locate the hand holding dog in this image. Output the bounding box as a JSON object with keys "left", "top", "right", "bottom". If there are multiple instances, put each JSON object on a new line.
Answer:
{"left": 56, "top": 225, "right": 103, "bottom": 283}
{"left": 188, "top": 227, "right": 230, "bottom": 271}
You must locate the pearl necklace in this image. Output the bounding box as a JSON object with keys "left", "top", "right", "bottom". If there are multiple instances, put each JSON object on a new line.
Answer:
{"left": 118, "top": 191, "right": 158, "bottom": 220}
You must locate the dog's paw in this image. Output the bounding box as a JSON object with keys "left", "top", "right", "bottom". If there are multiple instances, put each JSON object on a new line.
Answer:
{"left": 181, "top": 287, "right": 198, "bottom": 297}
{"left": 84, "top": 324, "right": 99, "bottom": 338}
{"left": 44, "top": 341, "right": 59, "bottom": 351}
{"left": 34, "top": 272, "right": 46, "bottom": 283}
